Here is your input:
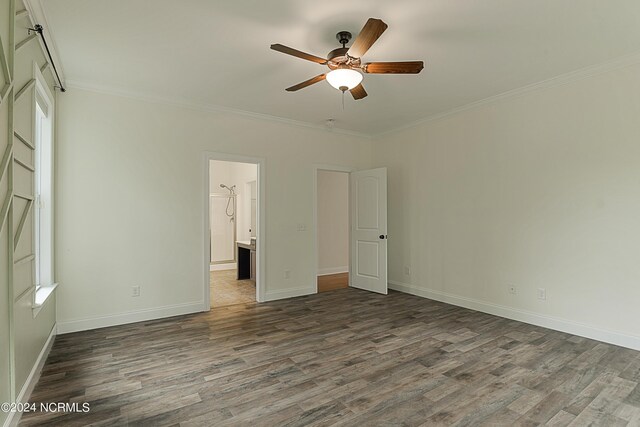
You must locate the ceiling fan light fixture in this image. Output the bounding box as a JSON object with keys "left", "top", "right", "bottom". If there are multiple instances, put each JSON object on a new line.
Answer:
{"left": 326, "top": 68, "right": 363, "bottom": 92}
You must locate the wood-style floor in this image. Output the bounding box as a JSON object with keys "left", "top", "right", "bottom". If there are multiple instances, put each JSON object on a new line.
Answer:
{"left": 317, "top": 272, "right": 349, "bottom": 293}
{"left": 20, "top": 288, "right": 640, "bottom": 426}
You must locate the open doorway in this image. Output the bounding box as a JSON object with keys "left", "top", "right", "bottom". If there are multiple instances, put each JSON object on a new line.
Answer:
{"left": 208, "top": 159, "right": 258, "bottom": 307}
{"left": 316, "top": 169, "right": 350, "bottom": 292}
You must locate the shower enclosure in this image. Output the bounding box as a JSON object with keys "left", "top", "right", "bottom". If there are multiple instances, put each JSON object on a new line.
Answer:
{"left": 210, "top": 184, "right": 237, "bottom": 264}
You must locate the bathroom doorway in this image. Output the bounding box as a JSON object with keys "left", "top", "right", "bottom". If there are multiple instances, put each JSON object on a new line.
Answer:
{"left": 206, "top": 156, "right": 262, "bottom": 308}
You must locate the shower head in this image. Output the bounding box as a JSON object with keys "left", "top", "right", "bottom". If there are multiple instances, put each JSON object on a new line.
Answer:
{"left": 219, "top": 184, "right": 236, "bottom": 193}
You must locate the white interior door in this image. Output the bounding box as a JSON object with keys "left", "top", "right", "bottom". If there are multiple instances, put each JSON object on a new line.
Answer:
{"left": 350, "top": 167, "right": 387, "bottom": 294}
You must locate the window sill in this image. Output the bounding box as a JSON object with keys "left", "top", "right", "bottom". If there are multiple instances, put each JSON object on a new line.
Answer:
{"left": 33, "top": 283, "right": 58, "bottom": 317}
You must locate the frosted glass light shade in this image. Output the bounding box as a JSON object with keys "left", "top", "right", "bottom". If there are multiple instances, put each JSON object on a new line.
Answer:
{"left": 326, "top": 69, "right": 363, "bottom": 91}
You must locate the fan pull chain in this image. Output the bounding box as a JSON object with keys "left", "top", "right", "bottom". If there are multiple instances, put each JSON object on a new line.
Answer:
{"left": 342, "top": 91, "right": 345, "bottom": 110}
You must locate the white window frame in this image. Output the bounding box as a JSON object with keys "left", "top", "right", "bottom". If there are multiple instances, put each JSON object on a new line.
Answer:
{"left": 32, "top": 62, "right": 57, "bottom": 316}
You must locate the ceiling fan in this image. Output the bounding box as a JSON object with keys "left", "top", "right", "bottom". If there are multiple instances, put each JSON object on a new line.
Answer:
{"left": 271, "top": 18, "right": 424, "bottom": 100}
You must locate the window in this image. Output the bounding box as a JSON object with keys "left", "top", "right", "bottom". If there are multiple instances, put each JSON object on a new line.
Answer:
{"left": 32, "top": 65, "right": 56, "bottom": 314}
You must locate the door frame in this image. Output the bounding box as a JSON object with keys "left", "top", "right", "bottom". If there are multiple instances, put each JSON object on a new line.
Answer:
{"left": 312, "top": 164, "right": 354, "bottom": 293}
{"left": 203, "top": 152, "right": 266, "bottom": 309}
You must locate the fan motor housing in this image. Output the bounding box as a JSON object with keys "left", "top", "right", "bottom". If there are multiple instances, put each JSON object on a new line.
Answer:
{"left": 327, "top": 47, "right": 361, "bottom": 70}
{"left": 327, "top": 47, "right": 348, "bottom": 62}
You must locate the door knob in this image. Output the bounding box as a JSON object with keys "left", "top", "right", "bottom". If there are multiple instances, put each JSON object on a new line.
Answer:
{"left": 379, "top": 235, "right": 387, "bottom": 239}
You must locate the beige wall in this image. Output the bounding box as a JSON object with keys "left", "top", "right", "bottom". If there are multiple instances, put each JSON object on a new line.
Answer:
{"left": 1, "top": 0, "right": 58, "bottom": 423}
{"left": 317, "top": 170, "right": 349, "bottom": 275}
{"left": 373, "top": 62, "right": 640, "bottom": 350}
{"left": 55, "top": 87, "right": 372, "bottom": 332}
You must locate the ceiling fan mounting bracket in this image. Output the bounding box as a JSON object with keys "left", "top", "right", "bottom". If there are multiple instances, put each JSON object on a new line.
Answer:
{"left": 336, "top": 31, "right": 352, "bottom": 47}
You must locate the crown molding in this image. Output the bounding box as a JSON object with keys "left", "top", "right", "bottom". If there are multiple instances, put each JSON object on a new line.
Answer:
{"left": 65, "top": 79, "right": 371, "bottom": 139}
{"left": 22, "top": 0, "right": 66, "bottom": 86}
{"left": 68, "top": 48, "right": 640, "bottom": 141}
{"left": 375, "top": 50, "right": 640, "bottom": 138}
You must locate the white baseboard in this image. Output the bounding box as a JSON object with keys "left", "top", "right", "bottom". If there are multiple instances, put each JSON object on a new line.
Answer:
{"left": 264, "top": 286, "right": 315, "bottom": 302}
{"left": 209, "top": 262, "right": 238, "bottom": 271}
{"left": 210, "top": 263, "right": 236, "bottom": 271}
{"left": 389, "top": 281, "right": 640, "bottom": 351}
{"left": 4, "top": 325, "right": 57, "bottom": 427}
{"left": 57, "top": 301, "right": 206, "bottom": 334}
{"left": 317, "top": 266, "right": 349, "bottom": 276}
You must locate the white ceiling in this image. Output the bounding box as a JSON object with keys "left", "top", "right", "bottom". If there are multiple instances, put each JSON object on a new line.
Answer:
{"left": 40, "top": 0, "right": 640, "bottom": 135}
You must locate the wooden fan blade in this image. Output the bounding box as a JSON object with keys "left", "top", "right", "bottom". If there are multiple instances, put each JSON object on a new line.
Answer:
{"left": 270, "top": 44, "right": 327, "bottom": 64}
{"left": 285, "top": 74, "right": 327, "bottom": 92}
{"left": 350, "top": 83, "right": 368, "bottom": 100}
{"left": 363, "top": 61, "right": 424, "bottom": 74}
{"left": 347, "top": 18, "right": 388, "bottom": 58}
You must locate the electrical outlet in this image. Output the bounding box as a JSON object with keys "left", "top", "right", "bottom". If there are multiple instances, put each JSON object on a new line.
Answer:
{"left": 132, "top": 286, "right": 140, "bottom": 297}
{"left": 297, "top": 224, "right": 306, "bottom": 232}
{"left": 508, "top": 285, "right": 517, "bottom": 295}
{"left": 537, "top": 288, "right": 546, "bottom": 300}
{"left": 404, "top": 266, "right": 411, "bottom": 276}
{"left": 284, "top": 270, "right": 291, "bottom": 279}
